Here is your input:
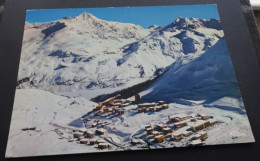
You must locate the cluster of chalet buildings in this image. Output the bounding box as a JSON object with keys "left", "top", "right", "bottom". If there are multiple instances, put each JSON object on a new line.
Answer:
{"left": 144, "top": 113, "right": 218, "bottom": 146}
{"left": 65, "top": 116, "right": 113, "bottom": 149}
{"left": 66, "top": 127, "right": 110, "bottom": 149}
{"left": 58, "top": 94, "right": 219, "bottom": 148}
{"left": 86, "top": 118, "right": 111, "bottom": 128}
{"left": 137, "top": 100, "right": 169, "bottom": 113}
{"left": 95, "top": 94, "right": 130, "bottom": 116}
{"left": 94, "top": 94, "right": 170, "bottom": 116}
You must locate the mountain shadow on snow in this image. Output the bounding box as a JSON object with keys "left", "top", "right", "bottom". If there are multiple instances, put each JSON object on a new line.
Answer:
{"left": 141, "top": 38, "right": 241, "bottom": 104}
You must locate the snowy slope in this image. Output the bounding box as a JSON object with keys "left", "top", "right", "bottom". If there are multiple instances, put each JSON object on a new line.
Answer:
{"left": 18, "top": 13, "right": 223, "bottom": 96}
{"left": 6, "top": 89, "right": 98, "bottom": 157}
{"left": 140, "top": 38, "right": 243, "bottom": 108}
{"left": 6, "top": 89, "right": 254, "bottom": 157}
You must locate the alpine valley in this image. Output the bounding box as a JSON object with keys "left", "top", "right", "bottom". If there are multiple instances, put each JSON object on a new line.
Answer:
{"left": 6, "top": 12, "right": 255, "bottom": 157}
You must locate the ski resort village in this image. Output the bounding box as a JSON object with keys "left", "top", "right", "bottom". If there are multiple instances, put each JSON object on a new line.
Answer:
{"left": 5, "top": 7, "right": 255, "bottom": 158}
{"left": 54, "top": 94, "right": 220, "bottom": 150}
{"left": 17, "top": 93, "right": 221, "bottom": 152}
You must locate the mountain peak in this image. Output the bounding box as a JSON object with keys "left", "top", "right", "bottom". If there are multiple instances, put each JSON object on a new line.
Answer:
{"left": 76, "top": 12, "right": 101, "bottom": 21}
{"left": 148, "top": 25, "right": 158, "bottom": 29}
{"left": 175, "top": 16, "right": 185, "bottom": 23}
{"left": 163, "top": 17, "right": 222, "bottom": 30}
{"left": 174, "top": 17, "right": 197, "bottom": 24}
{"left": 80, "top": 12, "right": 90, "bottom": 17}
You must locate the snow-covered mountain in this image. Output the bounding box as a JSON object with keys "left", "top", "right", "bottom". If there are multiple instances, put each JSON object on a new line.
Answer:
{"left": 140, "top": 38, "right": 243, "bottom": 108}
{"left": 8, "top": 13, "right": 255, "bottom": 158}
{"left": 18, "top": 12, "right": 224, "bottom": 94}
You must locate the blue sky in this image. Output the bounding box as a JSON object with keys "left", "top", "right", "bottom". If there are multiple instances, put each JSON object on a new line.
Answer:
{"left": 26, "top": 4, "right": 220, "bottom": 28}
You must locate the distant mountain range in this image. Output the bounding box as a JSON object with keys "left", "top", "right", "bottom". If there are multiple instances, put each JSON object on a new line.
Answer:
{"left": 18, "top": 12, "right": 224, "bottom": 94}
